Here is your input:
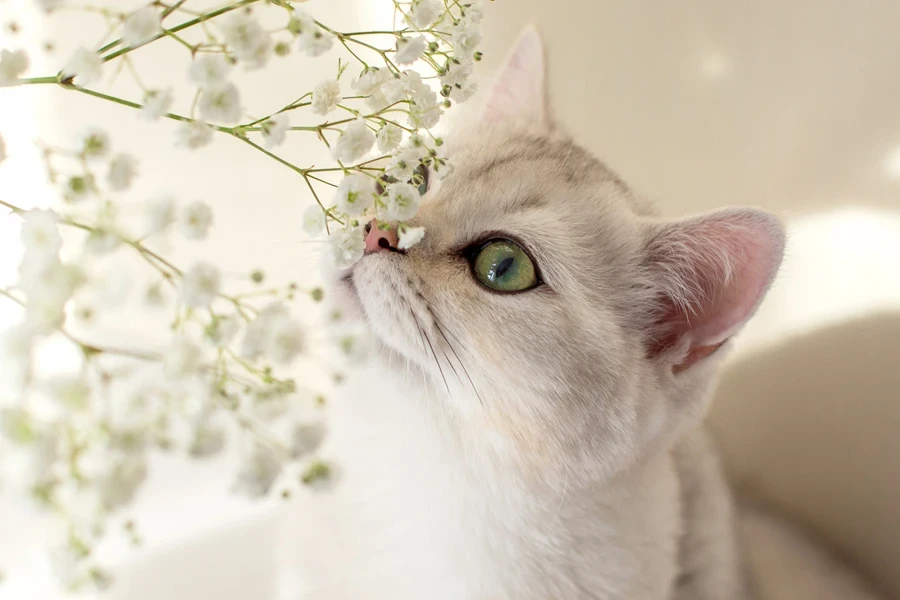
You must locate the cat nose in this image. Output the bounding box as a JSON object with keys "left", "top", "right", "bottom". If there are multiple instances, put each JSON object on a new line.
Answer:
{"left": 363, "top": 219, "right": 399, "bottom": 254}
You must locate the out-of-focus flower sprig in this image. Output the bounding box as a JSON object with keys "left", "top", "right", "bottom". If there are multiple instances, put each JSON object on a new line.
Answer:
{"left": 0, "top": 0, "right": 486, "bottom": 591}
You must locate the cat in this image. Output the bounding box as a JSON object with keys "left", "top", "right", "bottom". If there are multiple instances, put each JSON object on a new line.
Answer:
{"left": 289, "top": 28, "right": 883, "bottom": 600}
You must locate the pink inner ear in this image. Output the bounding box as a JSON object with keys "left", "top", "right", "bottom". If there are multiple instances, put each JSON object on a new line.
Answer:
{"left": 482, "top": 27, "right": 546, "bottom": 124}
{"left": 647, "top": 209, "right": 785, "bottom": 372}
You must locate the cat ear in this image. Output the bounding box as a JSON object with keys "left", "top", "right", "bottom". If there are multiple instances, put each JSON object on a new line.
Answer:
{"left": 482, "top": 27, "right": 550, "bottom": 127}
{"left": 643, "top": 208, "right": 785, "bottom": 373}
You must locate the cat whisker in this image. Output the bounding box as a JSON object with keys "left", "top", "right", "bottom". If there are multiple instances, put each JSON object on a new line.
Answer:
{"left": 433, "top": 319, "right": 484, "bottom": 409}
{"left": 409, "top": 307, "right": 451, "bottom": 397}
{"left": 422, "top": 326, "right": 451, "bottom": 397}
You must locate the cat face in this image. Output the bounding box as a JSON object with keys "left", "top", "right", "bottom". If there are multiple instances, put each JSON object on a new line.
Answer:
{"left": 332, "top": 30, "right": 784, "bottom": 482}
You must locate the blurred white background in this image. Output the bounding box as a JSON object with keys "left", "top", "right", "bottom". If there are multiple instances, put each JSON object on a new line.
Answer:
{"left": 1, "top": 0, "right": 899, "bottom": 598}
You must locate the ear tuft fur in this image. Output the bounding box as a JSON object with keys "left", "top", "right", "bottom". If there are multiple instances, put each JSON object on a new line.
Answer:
{"left": 643, "top": 208, "right": 785, "bottom": 372}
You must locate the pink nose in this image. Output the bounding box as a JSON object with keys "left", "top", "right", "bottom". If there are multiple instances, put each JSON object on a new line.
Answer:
{"left": 364, "top": 220, "right": 399, "bottom": 254}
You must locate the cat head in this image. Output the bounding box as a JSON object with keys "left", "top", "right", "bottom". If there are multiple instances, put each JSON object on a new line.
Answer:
{"left": 332, "top": 29, "right": 784, "bottom": 482}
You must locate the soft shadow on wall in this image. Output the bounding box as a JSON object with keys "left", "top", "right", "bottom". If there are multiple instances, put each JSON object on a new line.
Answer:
{"left": 709, "top": 313, "right": 900, "bottom": 597}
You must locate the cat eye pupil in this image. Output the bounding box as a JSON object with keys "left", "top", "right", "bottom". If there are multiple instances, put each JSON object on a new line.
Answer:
{"left": 470, "top": 239, "right": 539, "bottom": 293}
{"left": 495, "top": 257, "right": 514, "bottom": 278}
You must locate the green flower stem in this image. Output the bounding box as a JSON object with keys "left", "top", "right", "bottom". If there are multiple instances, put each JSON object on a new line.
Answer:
{"left": 0, "top": 287, "right": 159, "bottom": 362}
{"left": 160, "top": 0, "right": 191, "bottom": 19}
{"left": 317, "top": 22, "right": 402, "bottom": 74}
{"left": 0, "top": 199, "right": 24, "bottom": 214}
{"left": 100, "top": 0, "right": 260, "bottom": 63}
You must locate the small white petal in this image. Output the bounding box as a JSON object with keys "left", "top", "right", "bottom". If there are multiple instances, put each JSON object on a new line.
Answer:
{"left": 175, "top": 121, "right": 214, "bottom": 149}
{"left": 141, "top": 87, "right": 174, "bottom": 121}
{"left": 293, "top": 9, "right": 333, "bottom": 57}
{"left": 331, "top": 119, "right": 375, "bottom": 163}
{"left": 62, "top": 47, "right": 103, "bottom": 85}
{"left": 302, "top": 205, "right": 325, "bottom": 237}
{"left": 333, "top": 173, "right": 375, "bottom": 217}
{"left": 0, "top": 49, "right": 29, "bottom": 86}
{"left": 329, "top": 228, "right": 365, "bottom": 270}
{"left": 198, "top": 82, "right": 242, "bottom": 124}
{"left": 311, "top": 79, "right": 341, "bottom": 116}
{"left": 395, "top": 36, "right": 427, "bottom": 66}
{"left": 79, "top": 127, "right": 110, "bottom": 160}
{"left": 122, "top": 7, "right": 162, "bottom": 48}
{"left": 376, "top": 123, "right": 403, "bottom": 153}
{"left": 397, "top": 226, "right": 426, "bottom": 250}
{"left": 107, "top": 153, "right": 139, "bottom": 191}
{"left": 164, "top": 338, "right": 203, "bottom": 378}
{"left": 188, "top": 55, "right": 233, "bottom": 89}
{"left": 220, "top": 12, "right": 271, "bottom": 69}
{"left": 407, "top": 0, "right": 443, "bottom": 29}
{"left": 144, "top": 196, "right": 177, "bottom": 235}
{"left": 180, "top": 262, "right": 221, "bottom": 307}
{"left": 383, "top": 182, "right": 422, "bottom": 221}
{"left": 180, "top": 201, "right": 214, "bottom": 240}
{"left": 260, "top": 112, "right": 289, "bottom": 149}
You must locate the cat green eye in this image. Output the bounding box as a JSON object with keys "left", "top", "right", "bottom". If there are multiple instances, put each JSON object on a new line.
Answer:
{"left": 471, "top": 239, "right": 539, "bottom": 292}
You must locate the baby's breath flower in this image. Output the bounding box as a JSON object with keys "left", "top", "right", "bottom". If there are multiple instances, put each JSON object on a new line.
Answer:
{"left": 383, "top": 181, "right": 422, "bottom": 221}
{"left": 143, "top": 283, "right": 166, "bottom": 309}
{"left": 331, "top": 118, "right": 375, "bottom": 163}
{"left": 376, "top": 122, "right": 403, "bottom": 153}
{"left": 395, "top": 36, "right": 427, "bottom": 66}
{"left": 290, "top": 421, "right": 326, "bottom": 457}
{"left": 79, "top": 128, "right": 110, "bottom": 160}
{"left": 397, "top": 225, "right": 426, "bottom": 250}
{"left": 35, "top": 0, "right": 65, "bottom": 13}
{"left": 334, "top": 173, "right": 375, "bottom": 217}
{"left": 260, "top": 112, "right": 289, "bottom": 148}
{"left": 301, "top": 205, "right": 325, "bottom": 237}
{"left": 141, "top": 88, "right": 174, "bottom": 121}
{"left": 175, "top": 121, "right": 213, "bottom": 149}
{"left": 407, "top": 0, "right": 443, "bottom": 29}
{"left": 311, "top": 78, "right": 341, "bottom": 116}
{"left": 269, "top": 320, "right": 305, "bottom": 365}
{"left": 144, "top": 196, "right": 176, "bottom": 235}
{"left": 292, "top": 9, "right": 333, "bottom": 57}
{"left": 20, "top": 208, "right": 62, "bottom": 261}
{"left": 233, "top": 442, "right": 282, "bottom": 498}
{"left": 0, "top": 49, "right": 29, "bottom": 86}
{"left": 122, "top": 7, "right": 162, "bottom": 48}
{"left": 205, "top": 314, "right": 240, "bottom": 348}
{"left": 451, "top": 16, "right": 483, "bottom": 59}
{"left": 220, "top": 12, "right": 271, "bottom": 69}
{"left": 163, "top": 338, "right": 203, "bottom": 378}
{"left": 408, "top": 95, "right": 442, "bottom": 129}
{"left": 180, "top": 262, "right": 221, "bottom": 307}
{"left": 64, "top": 174, "right": 93, "bottom": 203}
{"left": 84, "top": 229, "right": 120, "bottom": 255}
{"left": 107, "top": 153, "right": 138, "bottom": 191}
{"left": 189, "top": 419, "right": 226, "bottom": 458}
{"left": 240, "top": 302, "right": 288, "bottom": 359}
{"left": 62, "top": 47, "right": 103, "bottom": 85}
{"left": 386, "top": 147, "right": 423, "bottom": 182}
{"left": 198, "top": 82, "right": 242, "bottom": 124}
{"left": 353, "top": 68, "right": 389, "bottom": 96}
{"left": 180, "top": 201, "right": 214, "bottom": 240}
{"left": 188, "top": 55, "right": 233, "bottom": 89}
{"left": 330, "top": 228, "right": 365, "bottom": 269}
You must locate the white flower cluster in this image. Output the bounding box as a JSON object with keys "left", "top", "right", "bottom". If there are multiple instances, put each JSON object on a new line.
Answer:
{"left": 0, "top": 0, "right": 484, "bottom": 591}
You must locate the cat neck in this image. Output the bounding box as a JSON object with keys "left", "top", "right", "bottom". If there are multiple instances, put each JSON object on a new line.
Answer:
{"left": 321, "top": 361, "right": 685, "bottom": 598}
